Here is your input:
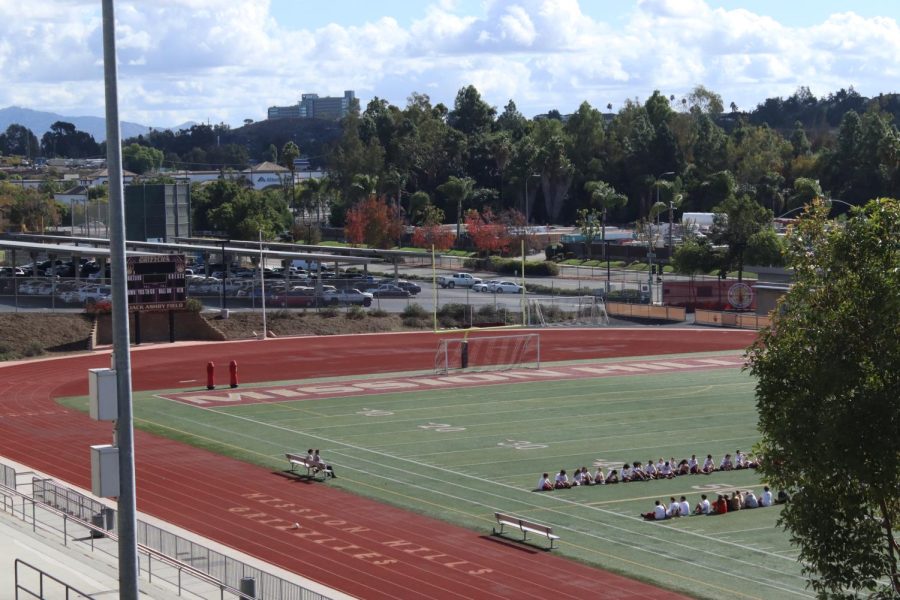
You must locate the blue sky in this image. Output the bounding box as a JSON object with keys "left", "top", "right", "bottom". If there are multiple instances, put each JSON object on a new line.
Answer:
{"left": 273, "top": 1, "right": 897, "bottom": 30}
{"left": 1, "top": 0, "right": 899, "bottom": 127}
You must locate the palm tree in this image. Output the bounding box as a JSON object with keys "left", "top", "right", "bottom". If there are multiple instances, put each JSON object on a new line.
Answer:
{"left": 584, "top": 180, "right": 628, "bottom": 255}
{"left": 437, "top": 176, "right": 475, "bottom": 240}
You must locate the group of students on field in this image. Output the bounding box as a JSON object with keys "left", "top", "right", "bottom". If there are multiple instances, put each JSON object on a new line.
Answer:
{"left": 641, "top": 486, "right": 789, "bottom": 520}
{"left": 537, "top": 450, "right": 759, "bottom": 491}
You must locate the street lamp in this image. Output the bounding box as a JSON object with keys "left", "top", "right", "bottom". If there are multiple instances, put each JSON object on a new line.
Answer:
{"left": 655, "top": 171, "right": 676, "bottom": 250}
{"left": 523, "top": 172, "right": 539, "bottom": 223}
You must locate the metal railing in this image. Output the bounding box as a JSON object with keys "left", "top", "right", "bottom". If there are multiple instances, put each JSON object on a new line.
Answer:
{"left": 5, "top": 464, "right": 337, "bottom": 599}
{"left": 15, "top": 558, "right": 93, "bottom": 599}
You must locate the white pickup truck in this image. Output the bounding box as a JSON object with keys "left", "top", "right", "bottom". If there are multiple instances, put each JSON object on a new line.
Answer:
{"left": 437, "top": 272, "right": 482, "bottom": 289}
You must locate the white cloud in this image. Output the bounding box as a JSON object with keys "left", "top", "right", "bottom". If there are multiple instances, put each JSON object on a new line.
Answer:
{"left": 0, "top": 0, "right": 898, "bottom": 127}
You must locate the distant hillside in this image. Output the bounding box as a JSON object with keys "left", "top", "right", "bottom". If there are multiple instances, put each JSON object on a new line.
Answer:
{"left": 0, "top": 106, "right": 194, "bottom": 143}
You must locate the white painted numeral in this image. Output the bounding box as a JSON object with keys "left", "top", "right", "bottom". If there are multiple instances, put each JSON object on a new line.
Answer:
{"left": 497, "top": 439, "right": 548, "bottom": 450}
{"left": 419, "top": 422, "right": 466, "bottom": 432}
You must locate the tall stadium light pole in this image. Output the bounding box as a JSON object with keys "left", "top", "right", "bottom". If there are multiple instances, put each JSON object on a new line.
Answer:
{"left": 101, "top": 1, "right": 139, "bottom": 598}
{"left": 259, "top": 230, "right": 267, "bottom": 339}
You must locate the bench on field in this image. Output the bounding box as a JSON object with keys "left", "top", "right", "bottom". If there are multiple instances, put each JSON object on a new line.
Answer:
{"left": 492, "top": 512, "right": 559, "bottom": 549}
{"left": 285, "top": 452, "right": 327, "bottom": 480}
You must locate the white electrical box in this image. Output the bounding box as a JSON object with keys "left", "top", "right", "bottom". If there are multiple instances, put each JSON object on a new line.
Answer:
{"left": 89, "top": 368, "right": 118, "bottom": 421}
{"left": 90, "top": 445, "right": 120, "bottom": 498}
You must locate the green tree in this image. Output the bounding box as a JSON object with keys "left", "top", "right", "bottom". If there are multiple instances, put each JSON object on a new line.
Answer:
{"left": 122, "top": 143, "right": 164, "bottom": 174}
{"left": 0, "top": 124, "right": 40, "bottom": 158}
{"left": 710, "top": 194, "right": 772, "bottom": 281}
{"left": 749, "top": 198, "right": 900, "bottom": 598}
{"left": 448, "top": 85, "right": 496, "bottom": 135}
{"left": 744, "top": 227, "right": 785, "bottom": 266}
{"left": 575, "top": 208, "right": 601, "bottom": 259}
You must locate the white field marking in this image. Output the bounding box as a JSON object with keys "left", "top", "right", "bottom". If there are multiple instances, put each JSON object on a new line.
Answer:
{"left": 144, "top": 399, "right": 810, "bottom": 597}
{"left": 713, "top": 525, "right": 784, "bottom": 536}
{"left": 193, "top": 404, "right": 811, "bottom": 595}
{"left": 178, "top": 379, "right": 198, "bottom": 383}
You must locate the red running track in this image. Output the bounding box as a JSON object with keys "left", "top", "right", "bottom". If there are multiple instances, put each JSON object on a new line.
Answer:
{"left": 0, "top": 328, "right": 756, "bottom": 599}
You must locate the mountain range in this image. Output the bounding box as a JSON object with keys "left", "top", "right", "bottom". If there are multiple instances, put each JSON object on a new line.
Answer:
{"left": 0, "top": 106, "right": 196, "bottom": 143}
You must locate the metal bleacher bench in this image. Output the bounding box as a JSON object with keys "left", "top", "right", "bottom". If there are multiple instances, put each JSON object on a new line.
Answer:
{"left": 492, "top": 512, "right": 559, "bottom": 549}
{"left": 285, "top": 452, "right": 327, "bottom": 480}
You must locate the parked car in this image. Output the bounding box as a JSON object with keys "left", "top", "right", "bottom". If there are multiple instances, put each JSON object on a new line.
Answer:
{"left": 473, "top": 280, "right": 500, "bottom": 293}
{"left": 270, "top": 286, "right": 316, "bottom": 308}
{"left": 437, "top": 272, "right": 482, "bottom": 289}
{"left": 488, "top": 281, "right": 523, "bottom": 294}
{"left": 0, "top": 267, "right": 26, "bottom": 277}
{"left": 393, "top": 280, "right": 421, "bottom": 295}
{"left": 321, "top": 288, "right": 373, "bottom": 307}
{"left": 366, "top": 284, "right": 412, "bottom": 298}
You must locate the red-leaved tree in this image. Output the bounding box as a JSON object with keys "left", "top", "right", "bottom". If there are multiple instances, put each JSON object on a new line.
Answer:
{"left": 411, "top": 204, "right": 456, "bottom": 251}
{"left": 465, "top": 208, "right": 512, "bottom": 255}
{"left": 344, "top": 195, "right": 404, "bottom": 248}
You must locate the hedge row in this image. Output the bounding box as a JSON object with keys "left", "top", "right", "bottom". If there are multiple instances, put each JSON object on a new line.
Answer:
{"left": 462, "top": 257, "right": 559, "bottom": 276}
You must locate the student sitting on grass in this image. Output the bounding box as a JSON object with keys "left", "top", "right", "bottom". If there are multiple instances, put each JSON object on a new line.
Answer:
{"left": 537, "top": 473, "right": 553, "bottom": 491}
{"left": 743, "top": 490, "right": 759, "bottom": 508}
{"left": 678, "top": 496, "right": 691, "bottom": 517}
{"left": 659, "top": 461, "right": 675, "bottom": 479}
{"left": 702, "top": 454, "right": 716, "bottom": 474}
{"left": 735, "top": 450, "right": 749, "bottom": 469}
{"left": 605, "top": 469, "right": 619, "bottom": 484}
{"left": 621, "top": 464, "right": 634, "bottom": 482}
{"left": 645, "top": 460, "right": 658, "bottom": 480}
{"left": 720, "top": 454, "right": 735, "bottom": 471}
{"left": 554, "top": 469, "right": 571, "bottom": 489}
{"left": 688, "top": 454, "right": 700, "bottom": 474}
{"left": 694, "top": 494, "right": 711, "bottom": 515}
{"left": 668, "top": 496, "right": 682, "bottom": 517}
{"left": 728, "top": 490, "right": 743, "bottom": 511}
{"left": 759, "top": 486, "right": 774, "bottom": 507}
{"left": 642, "top": 500, "right": 669, "bottom": 521}
{"left": 632, "top": 461, "right": 649, "bottom": 481}
{"left": 593, "top": 466, "right": 606, "bottom": 484}
{"left": 572, "top": 467, "right": 586, "bottom": 486}
{"left": 712, "top": 494, "right": 729, "bottom": 514}
{"left": 676, "top": 459, "right": 691, "bottom": 476}
{"left": 580, "top": 466, "right": 595, "bottom": 485}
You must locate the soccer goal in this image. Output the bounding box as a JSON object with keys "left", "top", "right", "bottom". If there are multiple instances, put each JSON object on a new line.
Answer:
{"left": 527, "top": 296, "right": 609, "bottom": 327}
{"left": 433, "top": 333, "right": 541, "bottom": 374}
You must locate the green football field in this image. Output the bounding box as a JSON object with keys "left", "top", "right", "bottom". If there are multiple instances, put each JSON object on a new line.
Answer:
{"left": 65, "top": 358, "right": 813, "bottom": 600}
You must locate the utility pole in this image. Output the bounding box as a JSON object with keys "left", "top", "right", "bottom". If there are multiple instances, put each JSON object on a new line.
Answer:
{"left": 101, "top": 1, "right": 139, "bottom": 597}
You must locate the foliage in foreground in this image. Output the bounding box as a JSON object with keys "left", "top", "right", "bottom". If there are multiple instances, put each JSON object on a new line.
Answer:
{"left": 748, "top": 198, "right": 900, "bottom": 598}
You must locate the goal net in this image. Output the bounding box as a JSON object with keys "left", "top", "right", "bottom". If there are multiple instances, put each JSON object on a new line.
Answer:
{"left": 527, "top": 296, "right": 609, "bottom": 327}
{"left": 433, "top": 333, "right": 541, "bottom": 375}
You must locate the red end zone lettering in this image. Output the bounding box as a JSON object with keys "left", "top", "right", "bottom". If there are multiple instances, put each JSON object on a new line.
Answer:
{"left": 160, "top": 356, "right": 745, "bottom": 406}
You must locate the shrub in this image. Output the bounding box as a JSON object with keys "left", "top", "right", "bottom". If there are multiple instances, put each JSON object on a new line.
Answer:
{"left": 369, "top": 308, "right": 389, "bottom": 317}
{"left": 22, "top": 342, "right": 44, "bottom": 357}
{"left": 345, "top": 305, "right": 366, "bottom": 320}
{"left": 402, "top": 316, "right": 428, "bottom": 328}
{"left": 270, "top": 309, "right": 293, "bottom": 319}
{"left": 319, "top": 306, "right": 339, "bottom": 318}
{"left": 184, "top": 298, "right": 203, "bottom": 313}
{"left": 401, "top": 303, "right": 429, "bottom": 319}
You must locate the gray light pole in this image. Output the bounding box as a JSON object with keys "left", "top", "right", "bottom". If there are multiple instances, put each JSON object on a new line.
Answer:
{"left": 101, "top": 1, "right": 139, "bottom": 598}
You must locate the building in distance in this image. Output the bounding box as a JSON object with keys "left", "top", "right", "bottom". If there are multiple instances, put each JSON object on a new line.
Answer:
{"left": 268, "top": 91, "right": 356, "bottom": 121}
